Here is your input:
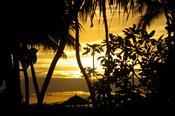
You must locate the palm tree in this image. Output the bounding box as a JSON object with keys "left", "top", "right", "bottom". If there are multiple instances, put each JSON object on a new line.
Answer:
{"left": 72, "top": 0, "right": 111, "bottom": 105}
{"left": 83, "top": 44, "right": 103, "bottom": 77}
{"left": 38, "top": 0, "right": 76, "bottom": 104}
{"left": 72, "top": 0, "right": 175, "bottom": 108}
{"left": 1, "top": 0, "right": 77, "bottom": 107}
{"left": 20, "top": 55, "right": 30, "bottom": 105}
{"left": 39, "top": 36, "right": 70, "bottom": 104}
{"left": 13, "top": 0, "right": 77, "bottom": 105}
{"left": 72, "top": 0, "right": 97, "bottom": 105}
{"left": 75, "top": 16, "right": 97, "bottom": 105}
{"left": 30, "top": 64, "right": 40, "bottom": 104}
{"left": 72, "top": 0, "right": 112, "bottom": 105}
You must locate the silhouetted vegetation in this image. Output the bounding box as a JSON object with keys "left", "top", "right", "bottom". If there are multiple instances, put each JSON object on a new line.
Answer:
{"left": 83, "top": 24, "right": 174, "bottom": 112}
{"left": 0, "top": 0, "right": 174, "bottom": 114}
{"left": 0, "top": 0, "right": 75, "bottom": 110}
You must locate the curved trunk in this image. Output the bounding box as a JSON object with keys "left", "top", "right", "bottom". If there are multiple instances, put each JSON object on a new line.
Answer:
{"left": 39, "top": 39, "right": 66, "bottom": 104}
{"left": 30, "top": 64, "right": 40, "bottom": 104}
{"left": 102, "top": 0, "right": 111, "bottom": 98}
{"left": 75, "top": 17, "right": 96, "bottom": 105}
{"left": 37, "top": 0, "right": 74, "bottom": 104}
{"left": 21, "top": 63, "right": 29, "bottom": 105}
{"left": 102, "top": 0, "right": 109, "bottom": 75}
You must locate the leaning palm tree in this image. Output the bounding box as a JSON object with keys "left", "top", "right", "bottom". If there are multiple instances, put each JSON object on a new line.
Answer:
{"left": 38, "top": 1, "right": 76, "bottom": 104}
{"left": 75, "top": 16, "right": 97, "bottom": 105}
{"left": 72, "top": 0, "right": 112, "bottom": 105}
{"left": 39, "top": 34, "right": 74, "bottom": 104}
{"left": 72, "top": 0, "right": 97, "bottom": 104}
{"left": 70, "top": 0, "right": 175, "bottom": 108}
{"left": 16, "top": 0, "right": 78, "bottom": 105}
{"left": 77, "top": 0, "right": 113, "bottom": 104}
{"left": 1, "top": 0, "right": 76, "bottom": 107}
{"left": 68, "top": 0, "right": 116, "bottom": 105}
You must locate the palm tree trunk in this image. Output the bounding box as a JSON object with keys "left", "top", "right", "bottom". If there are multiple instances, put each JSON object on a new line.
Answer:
{"left": 75, "top": 17, "right": 96, "bottom": 105}
{"left": 39, "top": 39, "right": 66, "bottom": 104}
{"left": 37, "top": 0, "right": 75, "bottom": 104}
{"left": 30, "top": 64, "right": 40, "bottom": 104}
{"left": 102, "top": 0, "right": 111, "bottom": 97}
{"left": 0, "top": 46, "right": 14, "bottom": 109}
{"left": 21, "top": 63, "right": 29, "bottom": 105}
{"left": 10, "top": 53, "right": 22, "bottom": 106}
{"left": 102, "top": 0, "right": 109, "bottom": 75}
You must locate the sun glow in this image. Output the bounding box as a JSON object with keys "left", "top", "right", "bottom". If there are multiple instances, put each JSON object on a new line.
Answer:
{"left": 15, "top": 2, "right": 168, "bottom": 106}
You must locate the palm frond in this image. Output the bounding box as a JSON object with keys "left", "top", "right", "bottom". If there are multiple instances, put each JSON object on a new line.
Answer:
{"left": 138, "top": 1, "right": 164, "bottom": 30}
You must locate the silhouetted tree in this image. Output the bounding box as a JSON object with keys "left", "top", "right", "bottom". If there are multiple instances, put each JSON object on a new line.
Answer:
{"left": 87, "top": 0, "right": 175, "bottom": 107}
{"left": 89, "top": 24, "right": 173, "bottom": 110}
{"left": 31, "top": 1, "right": 75, "bottom": 105}
{"left": 83, "top": 44, "right": 103, "bottom": 77}
{"left": 1, "top": 1, "right": 76, "bottom": 108}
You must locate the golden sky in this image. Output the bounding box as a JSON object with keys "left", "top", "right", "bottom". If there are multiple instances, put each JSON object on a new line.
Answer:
{"left": 20, "top": 7, "right": 167, "bottom": 103}
{"left": 35, "top": 9, "right": 166, "bottom": 79}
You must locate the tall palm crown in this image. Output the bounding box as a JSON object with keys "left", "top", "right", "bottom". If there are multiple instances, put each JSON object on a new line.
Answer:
{"left": 78, "top": 0, "right": 175, "bottom": 29}
{"left": 1, "top": 0, "right": 76, "bottom": 106}
{"left": 2, "top": 1, "right": 74, "bottom": 50}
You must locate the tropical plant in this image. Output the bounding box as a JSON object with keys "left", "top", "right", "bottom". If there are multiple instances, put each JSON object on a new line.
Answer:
{"left": 91, "top": 24, "right": 173, "bottom": 108}
{"left": 83, "top": 44, "right": 103, "bottom": 77}
{"left": 31, "top": 1, "right": 78, "bottom": 104}
{"left": 0, "top": 0, "right": 77, "bottom": 107}
{"left": 77, "top": 0, "right": 114, "bottom": 105}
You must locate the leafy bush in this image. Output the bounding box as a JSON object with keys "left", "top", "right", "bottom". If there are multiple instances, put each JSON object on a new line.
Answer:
{"left": 83, "top": 24, "right": 174, "bottom": 107}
